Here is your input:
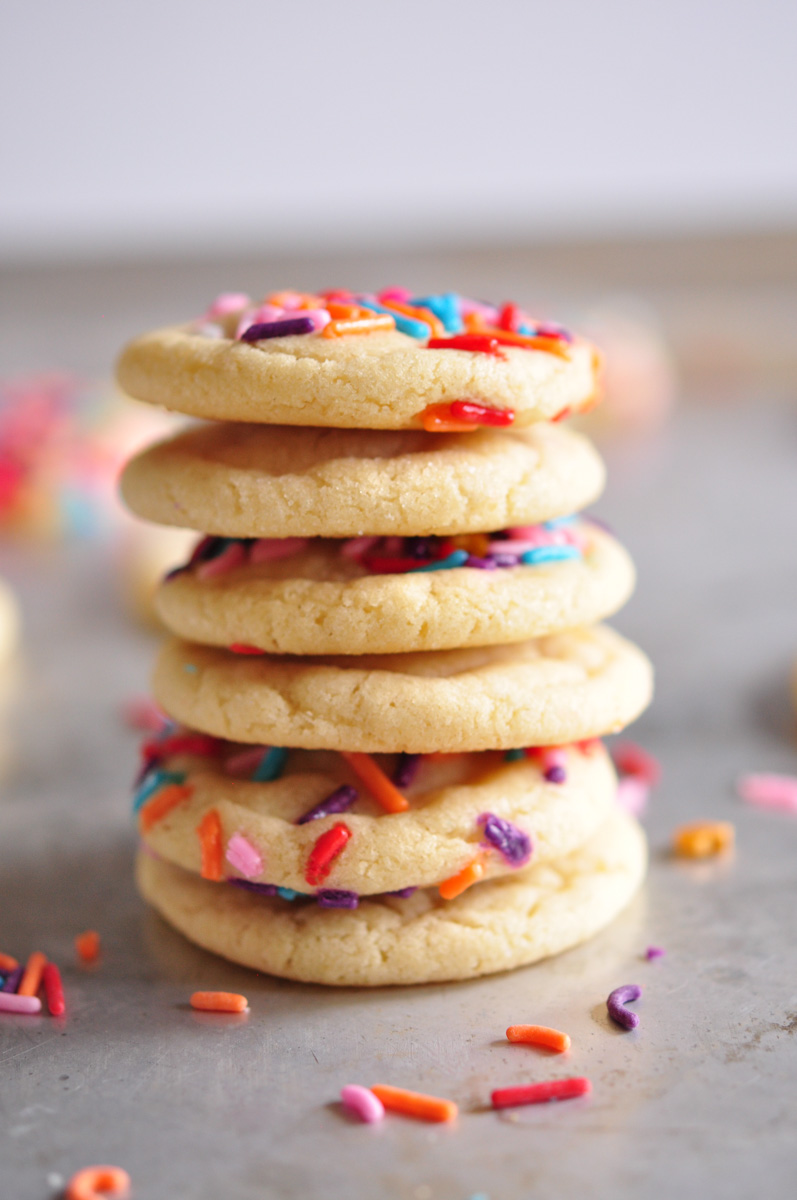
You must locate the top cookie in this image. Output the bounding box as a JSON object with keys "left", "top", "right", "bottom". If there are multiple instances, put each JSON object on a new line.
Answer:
{"left": 116, "top": 288, "right": 601, "bottom": 430}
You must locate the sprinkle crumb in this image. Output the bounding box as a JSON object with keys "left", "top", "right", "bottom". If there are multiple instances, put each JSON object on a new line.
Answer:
{"left": 646, "top": 945, "right": 665, "bottom": 960}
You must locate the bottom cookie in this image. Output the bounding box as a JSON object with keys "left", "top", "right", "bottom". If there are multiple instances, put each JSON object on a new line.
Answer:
{"left": 136, "top": 808, "right": 646, "bottom": 986}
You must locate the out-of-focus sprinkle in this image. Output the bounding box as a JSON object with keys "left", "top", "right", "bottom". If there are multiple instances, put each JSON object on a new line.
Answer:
{"left": 737, "top": 773, "right": 797, "bottom": 813}
{"left": 616, "top": 776, "right": 650, "bottom": 816}
{"left": 75, "top": 930, "right": 100, "bottom": 963}
{"left": 65, "top": 1165, "right": 131, "bottom": 1200}
{"left": 612, "top": 741, "right": 662, "bottom": 785}
{"left": 646, "top": 946, "right": 665, "bottom": 960}
{"left": 673, "top": 820, "right": 734, "bottom": 858}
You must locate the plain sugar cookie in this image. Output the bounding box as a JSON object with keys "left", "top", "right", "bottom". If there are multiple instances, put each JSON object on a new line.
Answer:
{"left": 152, "top": 625, "right": 653, "bottom": 753}
{"left": 116, "top": 289, "right": 600, "bottom": 431}
{"left": 136, "top": 807, "right": 647, "bottom": 986}
{"left": 120, "top": 421, "right": 606, "bottom": 538}
{"left": 154, "top": 524, "right": 635, "bottom": 655}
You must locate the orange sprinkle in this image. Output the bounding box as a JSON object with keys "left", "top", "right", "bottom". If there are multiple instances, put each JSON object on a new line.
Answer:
{"left": 0, "top": 951, "right": 19, "bottom": 971}
{"left": 438, "top": 855, "right": 485, "bottom": 900}
{"left": 420, "top": 404, "right": 478, "bottom": 433}
{"left": 322, "top": 315, "right": 395, "bottom": 338}
{"left": 370, "top": 1084, "right": 457, "bottom": 1123}
{"left": 673, "top": 820, "right": 735, "bottom": 859}
{"left": 381, "top": 299, "right": 446, "bottom": 337}
{"left": 75, "top": 930, "right": 101, "bottom": 963}
{"left": 451, "top": 533, "right": 491, "bottom": 557}
{"left": 197, "top": 808, "right": 224, "bottom": 880}
{"left": 138, "top": 783, "right": 194, "bottom": 833}
{"left": 18, "top": 950, "right": 47, "bottom": 997}
{"left": 65, "top": 1165, "right": 131, "bottom": 1200}
{"left": 506, "top": 1024, "right": 571, "bottom": 1052}
{"left": 463, "top": 315, "right": 572, "bottom": 359}
{"left": 340, "top": 751, "right": 410, "bottom": 813}
{"left": 324, "top": 301, "right": 373, "bottom": 320}
{"left": 190, "top": 990, "right": 249, "bottom": 1013}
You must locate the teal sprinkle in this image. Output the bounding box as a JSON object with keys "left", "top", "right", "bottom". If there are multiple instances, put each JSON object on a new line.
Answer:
{"left": 252, "top": 746, "right": 289, "bottom": 782}
{"left": 183, "top": 663, "right": 198, "bottom": 674}
{"left": 132, "top": 770, "right": 186, "bottom": 814}
{"left": 356, "top": 297, "right": 429, "bottom": 339}
{"left": 277, "top": 887, "right": 301, "bottom": 901}
{"left": 521, "top": 545, "right": 580, "bottom": 565}
{"left": 543, "top": 515, "right": 577, "bottom": 528}
{"left": 410, "top": 549, "right": 469, "bottom": 573}
{"left": 411, "top": 292, "right": 464, "bottom": 334}
{"left": 504, "top": 749, "right": 525, "bottom": 762}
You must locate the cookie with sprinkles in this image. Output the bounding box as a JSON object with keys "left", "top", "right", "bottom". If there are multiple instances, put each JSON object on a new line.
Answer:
{"left": 152, "top": 626, "right": 653, "bottom": 754}
{"left": 116, "top": 290, "right": 600, "bottom": 430}
{"left": 134, "top": 735, "right": 618, "bottom": 896}
{"left": 136, "top": 806, "right": 646, "bottom": 986}
{"left": 153, "top": 519, "right": 635, "bottom": 655}
{"left": 120, "top": 421, "right": 606, "bottom": 539}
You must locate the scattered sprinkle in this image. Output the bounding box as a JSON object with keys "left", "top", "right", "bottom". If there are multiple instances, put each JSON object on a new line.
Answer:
{"left": 0, "top": 951, "right": 18, "bottom": 972}
{"left": 0, "top": 993, "right": 41, "bottom": 1015}
{"left": 190, "top": 991, "right": 249, "bottom": 1013}
{"left": 612, "top": 741, "right": 662, "bottom": 785}
{"left": 370, "top": 1084, "right": 457, "bottom": 1123}
{"left": 646, "top": 946, "right": 666, "bottom": 961}
{"left": 183, "top": 663, "right": 197, "bottom": 674}
{"left": 65, "top": 1165, "right": 131, "bottom": 1200}
{"left": 121, "top": 696, "right": 169, "bottom": 734}
{"left": 506, "top": 1025, "right": 571, "bottom": 1052}
{"left": 42, "top": 963, "right": 66, "bottom": 1016}
{"left": 491, "top": 1078, "right": 591, "bottom": 1108}
{"left": 478, "top": 813, "right": 532, "bottom": 867}
{"left": 18, "top": 950, "right": 47, "bottom": 997}
{"left": 439, "top": 855, "right": 486, "bottom": 900}
{"left": 673, "top": 820, "right": 734, "bottom": 858}
{"left": 305, "top": 822, "right": 352, "bottom": 886}
{"left": 616, "top": 776, "right": 650, "bottom": 816}
{"left": 340, "top": 1084, "right": 385, "bottom": 1123}
{"left": 737, "top": 773, "right": 797, "bottom": 812}
{"left": 2, "top": 965, "right": 23, "bottom": 992}
{"left": 75, "top": 930, "right": 100, "bottom": 963}
{"left": 225, "top": 833, "right": 263, "bottom": 879}
{"left": 607, "top": 984, "right": 642, "bottom": 1030}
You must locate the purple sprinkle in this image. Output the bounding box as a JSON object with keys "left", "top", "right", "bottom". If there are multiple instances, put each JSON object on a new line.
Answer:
{"left": 316, "top": 889, "right": 359, "bottom": 909}
{"left": 2, "top": 966, "right": 24, "bottom": 993}
{"left": 477, "top": 812, "right": 532, "bottom": 867}
{"left": 544, "top": 765, "right": 567, "bottom": 784}
{"left": 646, "top": 946, "right": 665, "bottom": 960}
{"left": 296, "top": 784, "right": 357, "bottom": 825}
{"left": 227, "top": 879, "right": 279, "bottom": 897}
{"left": 489, "top": 553, "right": 521, "bottom": 568}
{"left": 465, "top": 555, "right": 498, "bottom": 570}
{"left": 393, "top": 753, "right": 421, "bottom": 789}
{"left": 386, "top": 886, "right": 417, "bottom": 898}
{"left": 240, "top": 317, "right": 314, "bottom": 342}
{"left": 607, "top": 984, "right": 642, "bottom": 1030}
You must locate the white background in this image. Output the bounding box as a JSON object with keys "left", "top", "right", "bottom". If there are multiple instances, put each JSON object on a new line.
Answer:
{"left": 2, "top": 0, "right": 796, "bottom": 261}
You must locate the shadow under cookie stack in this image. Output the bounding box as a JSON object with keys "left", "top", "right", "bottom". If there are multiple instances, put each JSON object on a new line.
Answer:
{"left": 118, "top": 287, "right": 653, "bottom": 986}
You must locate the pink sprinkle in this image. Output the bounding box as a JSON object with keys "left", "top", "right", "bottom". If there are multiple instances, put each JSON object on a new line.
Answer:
{"left": 613, "top": 741, "right": 662, "bottom": 785}
{"left": 121, "top": 696, "right": 169, "bottom": 734}
{"left": 250, "top": 537, "right": 309, "bottom": 564}
{"left": 459, "top": 297, "right": 500, "bottom": 323}
{"left": 205, "top": 292, "right": 251, "bottom": 319}
{"left": 737, "top": 773, "right": 797, "bottom": 812}
{"left": 340, "top": 536, "right": 381, "bottom": 560}
{"left": 196, "top": 542, "right": 247, "bottom": 580}
{"left": 377, "top": 287, "right": 413, "bottom": 304}
{"left": 225, "top": 747, "right": 269, "bottom": 777}
{"left": 0, "top": 993, "right": 41, "bottom": 1015}
{"left": 299, "top": 308, "right": 332, "bottom": 331}
{"left": 646, "top": 946, "right": 665, "bottom": 960}
{"left": 340, "top": 1084, "right": 385, "bottom": 1124}
{"left": 226, "top": 833, "right": 263, "bottom": 879}
{"left": 616, "top": 776, "right": 650, "bottom": 816}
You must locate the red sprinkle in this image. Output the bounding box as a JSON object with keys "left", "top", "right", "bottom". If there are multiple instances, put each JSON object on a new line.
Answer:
{"left": 449, "top": 400, "right": 514, "bottom": 427}
{"left": 229, "top": 643, "right": 266, "bottom": 655}
{"left": 427, "top": 334, "right": 508, "bottom": 359}
{"left": 142, "top": 733, "right": 221, "bottom": 761}
{"left": 551, "top": 407, "right": 572, "bottom": 422}
{"left": 491, "top": 1078, "right": 591, "bottom": 1108}
{"left": 498, "top": 303, "right": 523, "bottom": 331}
{"left": 42, "top": 963, "right": 65, "bottom": 1016}
{"left": 612, "top": 741, "right": 662, "bottom": 785}
{"left": 304, "top": 822, "right": 352, "bottom": 886}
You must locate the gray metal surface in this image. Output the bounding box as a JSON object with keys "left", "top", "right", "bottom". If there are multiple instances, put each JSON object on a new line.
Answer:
{"left": 2, "top": 397, "right": 797, "bottom": 1199}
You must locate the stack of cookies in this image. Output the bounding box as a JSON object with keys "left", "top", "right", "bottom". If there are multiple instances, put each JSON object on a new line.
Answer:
{"left": 117, "top": 288, "right": 653, "bottom": 986}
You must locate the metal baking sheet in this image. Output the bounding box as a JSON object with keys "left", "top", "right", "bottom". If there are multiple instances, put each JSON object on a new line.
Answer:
{"left": 3, "top": 396, "right": 797, "bottom": 1199}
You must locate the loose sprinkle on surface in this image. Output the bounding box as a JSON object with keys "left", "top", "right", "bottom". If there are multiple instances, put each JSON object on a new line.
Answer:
{"left": 42, "top": 963, "right": 66, "bottom": 1016}
{"left": 673, "top": 820, "right": 734, "bottom": 858}
{"left": 370, "top": 1084, "right": 457, "bottom": 1123}
{"left": 1, "top": 965, "right": 23, "bottom": 992}
{"left": 65, "top": 1165, "right": 131, "bottom": 1200}
{"left": 737, "top": 773, "right": 797, "bottom": 812}
{"left": 491, "top": 1078, "right": 591, "bottom": 1108}
{"left": 506, "top": 1025, "right": 571, "bottom": 1052}
{"left": 0, "top": 993, "right": 41, "bottom": 1015}
{"left": 646, "top": 946, "right": 666, "bottom": 960}
{"left": 190, "top": 991, "right": 249, "bottom": 1013}
{"left": 0, "top": 951, "right": 18, "bottom": 971}
{"left": 340, "top": 1084, "right": 385, "bottom": 1123}
{"left": 18, "top": 950, "right": 46, "bottom": 997}
{"left": 75, "top": 930, "right": 100, "bottom": 963}
{"left": 607, "top": 984, "right": 642, "bottom": 1030}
